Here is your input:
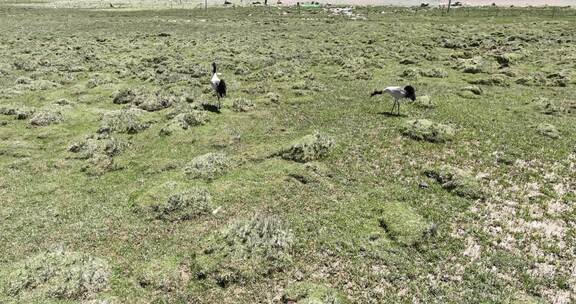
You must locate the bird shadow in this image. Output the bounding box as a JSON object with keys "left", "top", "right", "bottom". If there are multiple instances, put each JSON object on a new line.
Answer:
{"left": 200, "top": 103, "right": 221, "bottom": 114}
{"left": 374, "top": 111, "right": 406, "bottom": 118}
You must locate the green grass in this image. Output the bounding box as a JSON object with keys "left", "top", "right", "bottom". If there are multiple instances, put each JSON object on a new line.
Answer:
{"left": 0, "top": 4, "right": 575, "bottom": 304}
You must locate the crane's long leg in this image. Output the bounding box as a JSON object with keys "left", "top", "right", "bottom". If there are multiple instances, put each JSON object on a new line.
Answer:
{"left": 397, "top": 100, "right": 401, "bottom": 116}
{"left": 390, "top": 99, "right": 397, "bottom": 115}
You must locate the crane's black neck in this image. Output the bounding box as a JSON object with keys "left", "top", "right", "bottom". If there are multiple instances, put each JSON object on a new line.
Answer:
{"left": 212, "top": 63, "right": 217, "bottom": 74}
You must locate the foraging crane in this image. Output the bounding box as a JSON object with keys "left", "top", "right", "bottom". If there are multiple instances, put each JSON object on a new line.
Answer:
{"left": 370, "top": 85, "right": 416, "bottom": 116}
{"left": 211, "top": 62, "right": 227, "bottom": 109}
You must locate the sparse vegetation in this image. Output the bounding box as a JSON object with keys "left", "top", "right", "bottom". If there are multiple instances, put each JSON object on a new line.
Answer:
{"left": 2, "top": 250, "right": 110, "bottom": 300}
{"left": 1, "top": 3, "right": 575, "bottom": 303}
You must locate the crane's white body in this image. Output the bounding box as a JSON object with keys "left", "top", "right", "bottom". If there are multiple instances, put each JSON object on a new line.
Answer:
{"left": 211, "top": 73, "right": 221, "bottom": 91}
{"left": 383, "top": 86, "right": 408, "bottom": 99}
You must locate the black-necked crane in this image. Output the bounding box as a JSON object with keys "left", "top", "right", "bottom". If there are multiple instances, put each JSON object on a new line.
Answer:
{"left": 211, "top": 62, "right": 227, "bottom": 109}
{"left": 370, "top": 85, "right": 416, "bottom": 116}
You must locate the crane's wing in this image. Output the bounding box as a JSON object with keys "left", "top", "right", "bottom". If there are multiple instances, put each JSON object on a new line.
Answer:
{"left": 218, "top": 79, "right": 227, "bottom": 97}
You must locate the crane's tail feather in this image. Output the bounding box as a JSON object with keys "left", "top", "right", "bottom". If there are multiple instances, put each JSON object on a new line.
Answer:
{"left": 370, "top": 90, "right": 383, "bottom": 97}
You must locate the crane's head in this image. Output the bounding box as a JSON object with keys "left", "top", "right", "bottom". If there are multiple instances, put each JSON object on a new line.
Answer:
{"left": 404, "top": 85, "right": 416, "bottom": 101}
{"left": 212, "top": 62, "right": 217, "bottom": 74}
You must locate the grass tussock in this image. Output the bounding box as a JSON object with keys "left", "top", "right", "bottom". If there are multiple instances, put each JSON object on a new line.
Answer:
{"left": 277, "top": 132, "right": 335, "bottom": 163}
{"left": 195, "top": 215, "right": 293, "bottom": 287}
{"left": 184, "top": 152, "right": 231, "bottom": 180}
{"left": 232, "top": 98, "right": 255, "bottom": 112}
{"left": 28, "top": 110, "right": 63, "bottom": 127}
{"left": 401, "top": 119, "right": 455, "bottom": 143}
{"left": 2, "top": 250, "right": 110, "bottom": 300}
{"left": 0, "top": 104, "right": 36, "bottom": 120}
{"left": 379, "top": 201, "right": 434, "bottom": 246}
{"left": 160, "top": 111, "right": 208, "bottom": 136}
{"left": 135, "top": 181, "right": 213, "bottom": 221}
{"left": 424, "top": 165, "right": 485, "bottom": 200}
{"left": 99, "top": 108, "right": 148, "bottom": 134}
{"left": 68, "top": 135, "right": 127, "bottom": 175}
{"left": 536, "top": 123, "right": 560, "bottom": 139}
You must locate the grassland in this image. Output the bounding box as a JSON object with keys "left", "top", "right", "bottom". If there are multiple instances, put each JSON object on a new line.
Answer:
{"left": 0, "top": 4, "right": 575, "bottom": 304}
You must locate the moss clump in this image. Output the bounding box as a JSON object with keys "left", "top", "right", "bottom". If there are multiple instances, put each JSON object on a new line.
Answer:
{"left": 68, "top": 136, "right": 126, "bottom": 159}
{"left": 400, "top": 68, "right": 420, "bottom": 79}
{"left": 0, "top": 104, "right": 36, "bottom": 119}
{"left": 283, "top": 282, "right": 350, "bottom": 304}
{"left": 160, "top": 111, "right": 208, "bottom": 136}
{"left": 68, "top": 136, "right": 127, "bottom": 175}
{"left": 379, "top": 201, "right": 433, "bottom": 246}
{"left": 81, "top": 153, "right": 121, "bottom": 176}
{"left": 112, "top": 88, "right": 140, "bottom": 104}
{"left": 401, "top": 119, "right": 454, "bottom": 143}
{"left": 136, "top": 182, "right": 213, "bottom": 221}
{"left": 195, "top": 215, "right": 293, "bottom": 287}
{"left": 28, "top": 110, "right": 63, "bottom": 127}
{"left": 278, "top": 132, "right": 335, "bottom": 163}
{"left": 3, "top": 250, "right": 110, "bottom": 300}
{"left": 414, "top": 95, "right": 435, "bottom": 108}
{"left": 421, "top": 68, "right": 448, "bottom": 78}
{"left": 424, "top": 165, "right": 485, "bottom": 200}
{"left": 99, "top": 108, "right": 148, "bottom": 134}
{"left": 462, "top": 64, "right": 483, "bottom": 74}
{"left": 468, "top": 75, "right": 509, "bottom": 87}
{"left": 462, "top": 85, "right": 483, "bottom": 95}
{"left": 137, "top": 256, "right": 192, "bottom": 292}
{"left": 232, "top": 98, "right": 255, "bottom": 112}
{"left": 184, "top": 153, "right": 231, "bottom": 180}
{"left": 137, "top": 93, "right": 176, "bottom": 112}
{"left": 536, "top": 123, "right": 560, "bottom": 139}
